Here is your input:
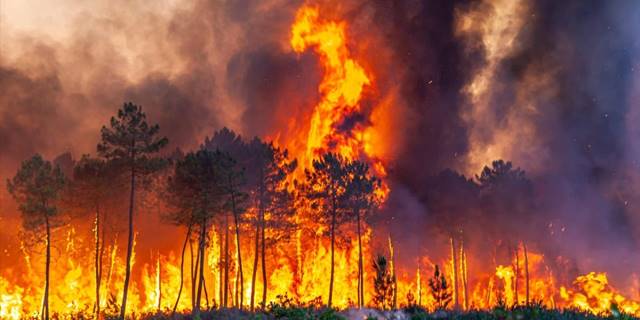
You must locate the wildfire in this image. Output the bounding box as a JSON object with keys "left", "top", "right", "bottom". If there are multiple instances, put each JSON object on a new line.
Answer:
{"left": 2, "top": 3, "right": 640, "bottom": 320}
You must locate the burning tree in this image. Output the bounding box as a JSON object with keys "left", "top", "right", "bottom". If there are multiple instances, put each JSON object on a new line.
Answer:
{"left": 70, "top": 155, "right": 119, "bottom": 318}
{"left": 245, "top": 138, "right": 297, "bottom": 311}
{"left": 204, "top": 130, "right": 298, "bottom": 310}
{"left": 428, "top": 265, "right": 452, "bottom": 311}
{"left": 6, "top": 154, "right": 66, "bottom": 320}
{"left": 97, "top": 102, "right": 168, "bottom": 319}
{"left": 372, "top": 255, "right": 394, "bottom": 310}
{"left": 302, "top": 153, "right": 350, "bottom": 308}
{"left": 215, "top": 150, "right": 249, "bottom": 309}
{"left": 343, "top": 161, "right": 381, "bottom": 308}
{"left": 477, "top": 160, "right": 534, "bottom": 305}
{"left": 165, "top": 149, "right": 225, "bottom": 314}
{"left": 203, "top": 129, "right": 249, "bottom": 309}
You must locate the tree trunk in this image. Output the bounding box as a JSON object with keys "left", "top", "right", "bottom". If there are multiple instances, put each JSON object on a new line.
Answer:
{"left": 43, "top": 214, "right": 51, "bottom": 320}
{"left": 98, "top": 211, "right": 106, "bottom": 318}
{"left": 224, "top": 212, "right": 230, "bottom": 308}
{"left": 202, "top": 270, "right": 209, "bottom": 310}
{"left": 328, "top": 205, "right": 336, "bottom": 308}
{"left": 95, "top": 205, "right": 102, "bottom": 319}
{"left": 219, "top": 225, "right": 224, "bottom": 307}
{"left": 190, "top": 239, "right": 196, "bottom": 310}
{"left": 261, "top": 213, "right": 267, "bottom": 309}
{"left": 157, "top": 256, "right": 162, "bottom": 312}
{"left": 229, "top": 180, "right": 244, "bottom": 310}
{"left": 524, "top": 243, "right": 529, "bottom": 305}
{"left": 514, "top": 245, "right": 519, "bottom": 306}
{"left": 195, "top": 222, "right": 206, "bottom": 313}
{"left": 356, "top": 208, "right": 364, "bottom": 308}
{"left": 250, "top": 208, "right": 261, "bottom": 311}
{"left": 460, "top": 239, "right": 468, "bottom": 310}
{"left": 173, "top": 224, "right": 192, "bottom": 315}
{"left": 389, "top": 237, "right": 397, "bottom": 310}
{"left": 120, "top": 164, "right": 135, "bottom": 320}
{"left": 450, "top": 237, "right": 459, "bottom": 310}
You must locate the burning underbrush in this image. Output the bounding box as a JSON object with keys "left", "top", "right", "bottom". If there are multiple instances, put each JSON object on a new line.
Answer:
{"left": 1, "top": 1, "right": 640, "bottom": 320}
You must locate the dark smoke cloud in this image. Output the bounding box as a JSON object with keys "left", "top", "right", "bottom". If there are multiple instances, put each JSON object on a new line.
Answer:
{"left": 2, "top": 0, "right": 640, "bottom": 289}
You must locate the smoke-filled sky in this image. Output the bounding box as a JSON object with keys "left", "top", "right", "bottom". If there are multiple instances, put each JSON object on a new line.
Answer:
{"left": 2, "top": 0, "right": 640, "bottom": 285}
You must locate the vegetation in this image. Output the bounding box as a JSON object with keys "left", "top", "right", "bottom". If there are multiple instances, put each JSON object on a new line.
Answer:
{"left": 6, "top": 102, "right": 617, "bottom": 320}
{"left": 372, "top": 255, "right": 394, "bottom": 310}
{"left": 301, "top": 153, "right": 351, "bottom": 308}
{"left": 97, "top": 102, "right": 168, "bottom": 319}
{"left": 6, "top": 154, "right": 66, "bottom": 320}
{"left": 428, "top": 265, "right": 452, "bottom": 311}
{"left": 63, "top": 303, "right": 639, "bottom": 320}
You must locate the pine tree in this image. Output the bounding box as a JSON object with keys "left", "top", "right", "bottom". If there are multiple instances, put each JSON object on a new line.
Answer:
{"left": 7, "top": 154, "right": 66, "bottom": 320}
{"left": 165, "top": 149, "right": 226, "bottom": 314}
{"left": 71, "top": 156, "right": 118, "bottom": 319}
{"left": 245, "top": 138, "right": 297, "bottom": 311}
{"left": 428, "top": 265, "right": 452, "bottom": 310}
{"left": 302, "top": 153, "right": 350, "bottom": 307}
{"left": 372, "top": 255, "right": 394, "bottom": 310}
{"left": 97, "top": 102, "right": 168, "bottom": 319}
{"left": 344, "top": 161, "right": 380, "bottom": 308}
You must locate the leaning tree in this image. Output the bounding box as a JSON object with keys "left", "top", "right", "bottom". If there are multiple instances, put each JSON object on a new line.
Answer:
{"left": 97, "top": 102, "right": 168, "bottom": 319}
{"left": 165, "top": 149, "right": 226, "bottom": 314}
{"left": 7, "top": 154, "right": 66, "bottom": 320}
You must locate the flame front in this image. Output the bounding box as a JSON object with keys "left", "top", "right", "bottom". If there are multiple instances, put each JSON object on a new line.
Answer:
{"left": 290, "top": 6, "right": 371, "bottom": 165}
{"left": 2, "top": 3, "right": 640, "bottom": 319}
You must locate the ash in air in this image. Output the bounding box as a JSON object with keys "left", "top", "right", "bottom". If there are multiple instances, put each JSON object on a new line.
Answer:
{"left": 1, "top": 0, "right": 640, "bottom": 318}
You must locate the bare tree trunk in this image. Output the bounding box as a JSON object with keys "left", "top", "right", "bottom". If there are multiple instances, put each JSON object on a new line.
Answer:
{"left": 250, "top": 209, "right": 261, "bottom": 311}
{"left": 43, "top": 214, "right": 51, "bottom": 320}
{"left": 203, "top": 271, "right": 209, "bottom": 310}
{"left": 356, "top": 208, "right": 364, "bottom": 308}
{"left": 328, "top": 205, "right": 336, "bottom": 308}
{"left": 120, "top": 164, "right": 135, "bottom": 320}
{"left": 195, "top": 223, "right": 206, "bottom": 313}
{"left": 98, "top": 211, "right": 106, "bottom": 318}
{"left": 95, "top": 205, "right": 102, "bottom": 319}
{"left": 173, "top": 224, "right": 192, "bottom": 315}
{"left": 224, "top": 212, "right": 230, "bottom": 308}
{"left": 460, "top": 239, "right": 468, "bottom": 310}
{"left": 157, "top": 255, "right": 162, "bottom": 312}
{"left": 235, "top": 261, "right": 239, "bottom": 308}
{"left": 514, "top": 245, "right": 519, "bottom": 306}
{"left": 261, "top": 214, "right": 267, "bottom": 309}
{"left": 229, "top": 183, "right": 244, "bottom": 310}
{"left": 389, "top": 237, "right": 397, "bottom": 310}
{"left": 219, "top": 225, "right": 224, "bottom": 307}
{"left": 450, "top": 237, "right": 459, "bottom": 310}
{"left": 190, "top": 239, "right": 196, "bottom": 310}
{"left": 523, "top": 243, "right": 529, "bottom": 305}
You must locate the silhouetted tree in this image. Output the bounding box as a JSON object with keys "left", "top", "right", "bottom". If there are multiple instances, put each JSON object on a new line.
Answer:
{"left": 477, "top": 160, "right": 534, "bottom": 252}
{"left": 344, "top": 161, "right": 381, "bottom": 308}
{"left": 166, "top": 149, "right": 224, "bottom": 314}
{"left": 72, "top": 155, "right": 118, "bottom": 318}
{"left": 7, "top": 154, "right": 66, "bottom": 320}
{"left": 372, "top": 255, "right": 394, "bottom": 310}
{"left": 215, "top": 150, "right": 248, "bottom": 309}
{"left": 245, "top": 138, "right": 297, "bottom": 310}
{"left": 203, "top": 128, "right": 246, "bottom": 308}
{"left": 428, "top": 265, "right": 452, "bottom": 310}
{"left": 302, "top": 153, "right": 350, "bottom": 307}
{"left": 97, "top": 102, "right": 168, "bottom": 319}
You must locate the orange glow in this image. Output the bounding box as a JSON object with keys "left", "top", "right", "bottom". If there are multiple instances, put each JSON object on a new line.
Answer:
{"left": 3, "top": 3, "right": 640, "bottom": 319}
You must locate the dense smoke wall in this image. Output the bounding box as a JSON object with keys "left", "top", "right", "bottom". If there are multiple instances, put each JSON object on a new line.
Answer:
{"left": 1, "top": 0, "right": 640, "bottom": 287}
